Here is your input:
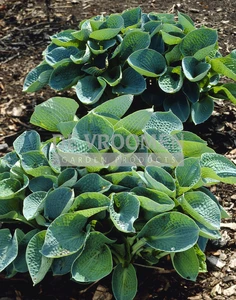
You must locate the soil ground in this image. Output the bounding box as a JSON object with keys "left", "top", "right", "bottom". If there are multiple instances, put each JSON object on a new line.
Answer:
{"left": 0, "top": 0, "right": 236, "bottom": 299}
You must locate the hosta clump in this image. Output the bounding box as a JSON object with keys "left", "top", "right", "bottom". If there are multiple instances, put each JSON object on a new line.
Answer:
{"left": 23, "top": 7, "right": 236, "bottom": 124}
{"left": 1, "top": 95, "right": 236, "bottom": 299}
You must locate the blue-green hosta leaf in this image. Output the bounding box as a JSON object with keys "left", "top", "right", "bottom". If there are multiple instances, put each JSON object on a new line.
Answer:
{"left": 69, "top": 192, "right": 110, "bottom": 212}
{"left": 143, "top": 21, "right": 161, "bottom": 36}
{"left": 0, "top": 197, "right": 21, "bottom": 218}
{"left": 105, "top": 172, "right": 140, "bottom": 189}
{"left": 45, "top": 46, "right": 80, "bottom": 67}
{"left": 21, "top": 151, "right": 54, "bottom": 177}
{"left": 70, "top": 45, "right": 91, "bottom": 64}
{"left": 109, "top": 192, "right": 140, "bottom": 233}
{"left": 183, "top": 81, "right": 200, "bottom": 103}
{"left": 44, "top": 187, "right": 74, "bottom": 220}
{"left": 149, "top": 12, "right": 175, "bottom": 22}
{"left": 0, "top": 152, "right": 19, "bottom": 171}
{"left": 175, "top": 157, "right": 201, "bottom": 194}
{"left": 72, "top": 112, "right": 114, "bottom": 149}
{"left": 163, "top": 92, "right": 190, "bottom": 122}
{"left": 182, "top": 56, "right": 211, "bottom": 82}
{"left": 13, "top": 130, "right": 40, "bottom": 156}
{"left": 52, "top": 252, "right": 79, "bottom": 275}
{"left": 171, "top": 247, "right": 199, "bottom": 281}
{"left": 195, "top": 221, "right": 221, "bottom": 239}
{"left": 120, "top": 30, "right": 150, "bottom": 61}
{"left": 23, "top": 62, "right": 53, "bottom": 92}
{"left": 112, "top": 263, "right": 137, "bottom": 300}
{"left": 165, "top": 44, "right": 182, "bottom": 65}
{"left": 128, "top": 49, "right": 167, "bottom": 77}
{"left": 57, "top": 121, "right": 78, "bottom": 138}
{"left": 210, "top": 56, "right": 236, "bottom": 81}
{"left": 58, "top": 168, "right": 78, "bottom": 187}
{"left": 93, "top": 94, "right": 133, "bottom": 119}
{"left": 88, "top": 39, "right": 116, "bottom": 55}
{"left": 0, "top": 174, "right": 29, "bottom": 200}
{"left": 30, "top": 97, "right": 79, "bottom": 131}
{"left": 51, "top": 29, "right": 79, "bottom": 47}
{"left": 73, "top": 173, "right": 112, "bottom": 194}
{"left": 137, "top": 212, "right": 199, "bottom": 252}
{"left": 75, "top": 76, "right": 106, "bottom": 105}
{"left": 149, "top": 32, "right": 165, "bottom": 52}
{"left": 200, "top": 153, "right": 236, "bottom": 184}
{"left": 121, "top": 7, "right": 141, "bottom": 29}
{"left": 100, "top": 66, "right": 122, "bottom": 87}
{"left": 29, "top": 176, "right": 56, "bottom": 192}
{"left": 49, "top": 61, "right": 83, "bottom": 91}
{"left": 114, "top": 109, "right": 152, "bottom": 135}
{"left": 145, "top": 111, "right": 183, "bottom": 134}
{"left": 161, "top": 23, "right": 183, "bottom": 33}
{"left": 178, "top": 191, "right": 221, "bottom": 230}
{"left": 132, "top": 186, "right": 175, "bottom": 217}
{"left": 0, "top": 229, "right": 18, "bottom": 272}
{"left": 209, "top": 83, "right": 236, "bottom": 104}
{"left": 23, "top": 191, "right": 47, "bottom": 220}
{"left": 180, "top": 28, "right": 218, "bottom": 60}
{"left": 144, "top": 166, "right": 176, "bottom": 197}
{"left": 13, "top": 229, "right": 39, "bottom": 273}
{"left": 72, "top": 232, "right": 113, "bottom": 282}
{"left": 191, "top": 96, "right": 214, "bottom": 124}
{"left": 178, "top": 12, "right": 195, "bottom": 33}
{"left": 161, "top": 31, "right": 183, "bottom": 45}
{"left": 158, "top": 66, "right": 184, "bottom": 93}
{"left": 112, "top": 127, "right": 138, "bottom": 153}
{"left": 26, "top": 231, "right": 53, "bottom": 285}
{"left": 41, "top": 212, "right": 88, "bottom": 258}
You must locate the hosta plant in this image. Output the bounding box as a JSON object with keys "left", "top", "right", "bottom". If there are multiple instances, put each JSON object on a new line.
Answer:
{"left": 1, "top": 95, "right": 236, "bottom": 300}
{"left": 23, "top": 7, "right": 236, "bottom": 124}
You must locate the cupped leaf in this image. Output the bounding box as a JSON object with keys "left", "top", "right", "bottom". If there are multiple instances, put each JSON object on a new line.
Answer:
{"left": 144, "top": 166, "right": 176, "bottom": 197}
{"left": 88, "top": 39, "right": 116, "bottom": 55}
{"left": 200, "top": 153, "right": 236, "bottom": 184}
{"left": 112, "top": 263, "right": 138, "bottom": 300}
{"left": 70, "top": 45, "right": 91, "bottom": 64}
{"left": 41, "top": 213, "right": 88, "bottom": 258}
{"left": 52, "top": 252, "right": 79, "bottom": 275}
{"left": 44, "top": 187, "right": 74, "bottom": 220}
{"left": 178, "top": 191, "right": 221, "bottom": 230}
{"left": 171, "top": 247, "right": 199, "bottom": 281}
{"left": 109, "top": 192, "right": 140, "bottom": 233}
{"left": 100, "top": 65, "right": 122, "bottom": 87}
{"left": 26, "top": 231, "right": 53, "bottom": 285}
{"left": 158, "top": 66, "right": 184, "bottom": 93}
{"left": 112, "top": 127, "right": 138, "bottom": 153}
{"left": 121, "top": 7, "right": 141, "bottom": 29}
{"left": 69, "top": 192, "right": 110, "bottom": 212}
{"left": 75, "top": 76, "right": 106, "bottom": 105}
{"left": 114, "top": 109, "right": 152, "bottom": 135}
{"left": 30, "top": 97, "right": 79, "bottom": 131}
{"left": 145, "top": 110, "right": 183, "bottom": 134}
{"left": 128, "top": 49, "right": 167, "bottom": 77}
{"left": 72, "top": 112, "right": 114, "bottom": 149}
{"left": 51, "top": 29, "right": 79, "bottom": 47}
{"left": 23, "top": 191, "right": 47, "bottom": 220}
{"left": 210, "top": 56, "right": 236, "bottom": 81}
{"left": 72, "top": 29, "right": 91, "bottom": 41}
{"left": 175, "top": 157, "right": 201, "bottom": 194}
{"left": 163, "top": 92, "right": 190, "bottom": 122}
{"left": 45, "top": 46, "right": 80, "bottom": 67}
{"left": 165, "top": 44, "right": 182, "bottom": 65}
{"left": 0, "top": 229, "right": 18, "bottom": 272}
{"left": 0, "top": 174, "right": 29, "bottom": 200}
{"left": 161, "top": 30, "right": 183, "bottom": 45}
{"left": 120, "top": 30, "right": 150, "bottom": 61}
{"left": 29, "top": 176, "right": 56, "bottom": 192}
{"left": 137, "top": 212, "right": 199, "bottom": 252}
{"left": 13, "top": 130, "right": 41, "bottom": 156}
{"left": 73, "top": 174, "right": 112, "bottom": 194}
{"left": 93, "top": 94, "right": 133, "bottom": 119}
{"left": 191, "top": 96, "right": 214, "bottom": 124}
{"left": 180, "top": 28, "right": 218, "bottom": 60}
{"left": 182, "top": 56, "right": 211, "bottom": 82}
{"left": 58, "top": 168, "right": 78, "bottom": 187}
{"left": 57, "top": 121, "right": 78, "bottom": 138}
{"left": 23, "top": 63, "right": 53, "bottom": 92}
{"left": 21, "top": 151, "right": 54, "bottom": 177}
{"left": 72, "top": 232, "right": 113, "bottom": 282}
{"left": 182, "top": 81, "right": 200, "bottom": 103}
{"left": 49, "top": 61, "right": 83, "bottom": 90}
{"left": 112, "top": 67, "right": 146, "bottom": 96}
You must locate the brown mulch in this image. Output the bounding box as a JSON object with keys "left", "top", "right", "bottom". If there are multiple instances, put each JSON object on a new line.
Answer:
{"left": 0, "top": 0, "right": 236, "bottom": 299}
